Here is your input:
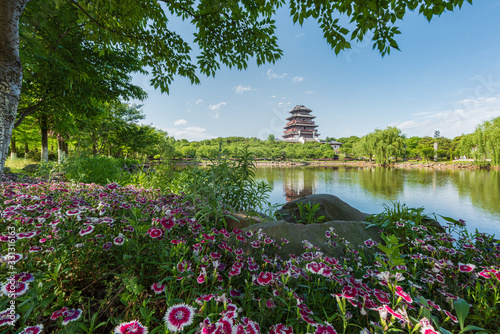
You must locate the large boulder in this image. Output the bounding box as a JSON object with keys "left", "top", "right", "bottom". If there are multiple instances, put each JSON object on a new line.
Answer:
{"left": 277, "top": 194, "right": 369, "bottom": 223}
{"left": 225, "top": 211, "right": 270, "bottom": 231}
{"left": 236, "top": 220, "right": 383, "bottom": 260}
{"left": 22, "top": 164, "right": 39, "bottom": 173}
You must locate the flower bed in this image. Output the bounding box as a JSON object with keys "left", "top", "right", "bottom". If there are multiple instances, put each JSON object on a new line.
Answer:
{"left": 1, "top": 181, "right": 499, "bottom": 333}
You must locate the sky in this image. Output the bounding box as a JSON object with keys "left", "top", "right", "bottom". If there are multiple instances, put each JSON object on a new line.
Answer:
{"left": 132, "top": 1, "right": 500, "bottom": 142}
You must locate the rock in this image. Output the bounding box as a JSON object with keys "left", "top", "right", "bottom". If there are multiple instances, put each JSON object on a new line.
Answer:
{"left": 2, "top": 167, "right": 11, "bottom": 173}
{"left": 225, "top": 211, "right": 270, "bottom": 231}
{"left": 236, "top": 219, "right": 383, "bottom": 260}
{"left": 277, "top": 194, "right": 368, "bottom": 223}
{"left": 22, "top": 164, "right": 39, "bottom": 173}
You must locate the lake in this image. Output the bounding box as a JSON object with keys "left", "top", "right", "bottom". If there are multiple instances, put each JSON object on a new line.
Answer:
{"left": 254, "top": 166, "right": 500, "bottom": 236}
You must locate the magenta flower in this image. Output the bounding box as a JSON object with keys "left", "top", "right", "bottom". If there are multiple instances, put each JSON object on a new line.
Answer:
{"left": 62, "top": 308, "right": 82, "bottom": 325}
{"left": 51, "top": 307, "right": 68, "bottom": 320}
{"left": 383, "top": 305, "right": 404, "bottom": 321}
{"left": 266, "top": 299, "right": 276, "bottom": 308}
{"left": 314, "top": 324, "right": 338, "bottom": 334}
{"left": 19, "top": 324, "right": 44, "bottom": 334}
{"left": 17, "top": 231, "right": 36, "bottom": 239}
{"left": 395, "top": 286, "right": 413, "bottom": 303}
{"left": 364, "top": 239, "right": 378, "bottom": 248}
{"left": 148, "top": 227, "right": 164, "bottom": 239}
{"left": 79, "top": 225, "right": 95, "bottom": 236}
{"left": 458, "top": 263, "right": 476, "bottom": 273}
{"left": 151, "top": 283, "right": 166, "bottom": 294}
{"left": 0, "top": 308, "right": 19, "bottom": 326}
{"left": 4, "top": 253, "right": 23, "bottom": 264}
{"left": 66, "top": 209, "right": 80, "bottom": 216}
{"left": 341, "top": 286, "right": 358, "bottom": 299}
{"left": 114, "top": 234, "right": 125, "bottom": 245}
{"left": 107, "top": 183, "right": 119, "bottom": 190}
{"left": 444, "top": 310, "right": 459, "bottom": 323}
{"left": 373, "top": 289, "right": 390, "bottom": 304}
{"left": 257, "top": 272, "right": 273, "bottom": 285}
{"left": 270, "top": 324, "right": 293, "bottom": 334}
{"left": 9, "top": 272, "right": 35, "bottom": 283}
{"left": 197, "top": 274, "right": 206, "bottom": 284}
{"left": 164, "top": 303, "right": 196, "bottom": 332}
{"left": 114, "top": 320, "right": 148, "bottom": 334}
{"left": 1, "top": 281, "right": 29, "bottom": 298}
{"left": 103, "top": 242, "right": 113, "bottom": 250}
{"left": 159, "top": 217, "right": 175, "bottom": 230}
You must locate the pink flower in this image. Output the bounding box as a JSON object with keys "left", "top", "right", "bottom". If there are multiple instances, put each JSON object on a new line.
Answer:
{"left": 444, "top": 310, "right": 458, "bottom": 323}
{"left": 151, "top": 283, "right": 166, "bottom": 294}
{"left": 257, "top": 272, "right": 273, "bottom": 285}
{"left": 19, "top": 324, "right": 44, "bottom": 334}
{"left": 66, "top": 209, "right": 80, "bottom": 216}
{"left": 103, "top": 242, "right": 112, "bottom": 250}
{"left": 395, "top": 286, "right": 412, "bottom": 303}
{"left": 107, "top": 183, "right": 119, "bottom": 190}
{"left": 159, "top": 217, "right": 175, "bottom": 230}
{"left": 62, "top": 308, "right": 82, "bottom": 325}
{"left": 148, "top": 227, "right": 164, "bottom": 239}
{"left": 266, "top": 299, "right": 276, "bottom": 308}
{"left": 197, "top": 274, "right": 206, "bottom": 284}
{"left": 51, "top": 307, "right": 68, "bottom": 320}
{"left": 314, "top": 324, "right": 337, "bottom": 334}
{"left": 373, "top": 289, "right": 390, "bottom": 304}
{"left": 114, "top": 234, "right": 125, "bottom": 245}
{"left": 9, "top": 272, "right": 35, "bottom": 283}
{"left": 164, "top": 303, "right": 196, "bottom": 332}
{"left": 364, "top": 239, "right": 378, "bottom": 248}
{"left": 1, "top": 281, "right": 29, "bottom": 298}
{"left": 114, "top": 320, "right": 148, "bottom": 334}
{"left": 0, "top": 307, "right": 19, "bottom": 326}
{"left": 383, "top": 305, "right": 404, "bottom": 320}
{"left": 270, "top": 324, "right": 293, "bottom": 334}
{"left": 341, "top": 286, "right": 358, "bottom": 299}
{"left": 79, "top": 225, "right": 94, "bottom": 236}
{"left": 458, "top": 263, "right": 476, "bottom": 273}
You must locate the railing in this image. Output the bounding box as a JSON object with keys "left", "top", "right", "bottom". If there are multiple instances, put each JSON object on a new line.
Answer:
{"left": 285, "top": 120, "right": 315, "bottom": 126}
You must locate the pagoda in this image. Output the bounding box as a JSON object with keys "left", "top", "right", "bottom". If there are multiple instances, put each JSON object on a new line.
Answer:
{"left": 283, "top": 105, "right": 319, "bottom": 142}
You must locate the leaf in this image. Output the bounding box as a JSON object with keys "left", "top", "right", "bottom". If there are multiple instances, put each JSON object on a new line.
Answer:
{"left": 461, "top": 325, "right": 488, "bottom": 332}
{"left": 454, "top": 298, "right": 470, "bottom": 330}
{"left": 439, "top": 328, "right": 453, "bottom": 334}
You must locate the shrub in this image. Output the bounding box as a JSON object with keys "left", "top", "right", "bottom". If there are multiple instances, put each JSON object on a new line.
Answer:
{"left": 61, "top": 155, "right": 131, "bottom": 185}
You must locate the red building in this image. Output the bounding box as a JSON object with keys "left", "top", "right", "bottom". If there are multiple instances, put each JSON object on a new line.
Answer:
{"left": 283, "top": 105, "right": 320, "bottom": 142}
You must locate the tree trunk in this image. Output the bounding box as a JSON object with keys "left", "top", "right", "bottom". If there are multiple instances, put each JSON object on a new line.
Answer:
{"left": 0, "top": 0, "right": 29, "bottom": 173}
{"left": 57, "top": 133, "right": 68, "bottom": 163}
{"left": 24, "top": 142, "right": 28, "bottom": 158}
{"left": 10, "top": 134, "right": 17, "bottom": 158}
{"left": 40, "top": 114, "right": 49, "bottom": 162}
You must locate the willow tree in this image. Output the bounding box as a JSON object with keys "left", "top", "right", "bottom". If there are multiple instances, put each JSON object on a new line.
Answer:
{"left": 0, "top": 0, "right": 472, "bottom": 172}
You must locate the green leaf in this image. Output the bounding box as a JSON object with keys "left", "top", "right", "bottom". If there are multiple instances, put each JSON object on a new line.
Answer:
{"left": 454, "top": 298, "right": 470, "bottom": 330}
{"left": 461, "top": 325, "right": 488, "bottom": 332}
{"left": 439, "top": 327, "right": 453, "bottom": 334}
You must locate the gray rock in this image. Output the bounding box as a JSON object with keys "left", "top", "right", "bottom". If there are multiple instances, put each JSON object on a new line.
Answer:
{"left": 224, "top": 211, "right": 271, "bottom": 231}
{"left": 236, "top": 219, "right": 383, "bottom": 260}
{"left": 277, "top": 194, "right": 368, "bottom": 223}
{"left": 22, "top": 164, "right": 39, "bottom": 173}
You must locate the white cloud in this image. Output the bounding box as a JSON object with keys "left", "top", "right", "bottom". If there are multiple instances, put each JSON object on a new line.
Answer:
{"left": 234, "top": 85, "right": 252, "bottom": 94}
{"left": 208, "top": 102, "right": 227, "bottom": 111}
{"left": 305, "top": 90, "right": 315, "bottom": 95}
{"left": 212, "top": 112, "right": 220, "bottom": 119}
{"left": 394, "top": 95, "right": 500, "bottom": 138}
{"left": 293, "top": 76, "right": 304, "bottom": 83}
{"left": 166, "top": 126, "right": 215, "bottom": 142}
{"left": 267, "top": 69, "right": 287, "bottom": 80}
{"left": 174, "top": 119, "right": 187, "bottom": 126}
{"left": 195, "top": 99, "right": 204, "bottom": 104}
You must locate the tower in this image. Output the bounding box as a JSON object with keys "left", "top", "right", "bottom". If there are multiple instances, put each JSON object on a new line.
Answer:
{"left": 283, "top": 105, "right": 319, "bottom": 142}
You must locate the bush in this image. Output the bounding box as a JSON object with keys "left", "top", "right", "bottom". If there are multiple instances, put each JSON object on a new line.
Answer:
{"left": 61, "top": 155, "right": 131, "bottom": 185}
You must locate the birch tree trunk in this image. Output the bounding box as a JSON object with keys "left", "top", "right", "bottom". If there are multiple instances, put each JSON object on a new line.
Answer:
{"left": 0, "top": 0, "right": 28, "bottom": 173}
{"left": 10, "top": 135, "right": 16, "bottom": 158}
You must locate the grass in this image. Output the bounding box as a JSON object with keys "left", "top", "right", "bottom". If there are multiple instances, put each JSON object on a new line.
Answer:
{"left": 4, "top": 158, "right": 38, "bottom": 173}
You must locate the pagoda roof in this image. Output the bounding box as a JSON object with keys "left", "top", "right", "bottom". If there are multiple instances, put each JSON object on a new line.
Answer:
{"left": 286, "top": 114, "right": 315, "bottom": 120}
{"left": 284, "top": 124, "right": 319, "bottom": 129}
{"left": 289, "top": 105, "right": 312, "bottom": 113}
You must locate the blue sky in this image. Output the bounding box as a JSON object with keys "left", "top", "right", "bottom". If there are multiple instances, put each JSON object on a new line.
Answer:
{"left": 132, "top": 1, "right": 500, "bottom": 141}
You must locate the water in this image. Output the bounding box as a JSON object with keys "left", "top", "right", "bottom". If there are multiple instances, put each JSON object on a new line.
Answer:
{"left": 254, "top": 166, "right": 500, "bottom": 236}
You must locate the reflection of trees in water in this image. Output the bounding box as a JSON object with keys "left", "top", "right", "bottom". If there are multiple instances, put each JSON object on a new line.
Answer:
{"left": 448, "top": 169, "right": 500, "bottom": 215}
{"left": 354, "top": 167, "right": 404, "bottom": 199}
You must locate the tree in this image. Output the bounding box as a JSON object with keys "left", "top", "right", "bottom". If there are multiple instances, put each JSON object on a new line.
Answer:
{"left": 0, "top": 0, "right": 472, "bottom": 173}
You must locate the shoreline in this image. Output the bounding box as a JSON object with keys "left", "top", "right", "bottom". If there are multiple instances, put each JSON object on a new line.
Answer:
{"left": 172, "top": 159, "right": 499, "bottom": 170}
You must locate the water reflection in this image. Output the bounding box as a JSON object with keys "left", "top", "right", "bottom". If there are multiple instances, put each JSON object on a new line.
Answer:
{"left": 254, "top": 166, "right": 500, "bottom": 235}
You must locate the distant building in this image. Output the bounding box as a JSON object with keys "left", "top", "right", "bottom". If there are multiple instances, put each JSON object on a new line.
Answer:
{"left": 283, "top": 105, "right": 320, "bottom": 143}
